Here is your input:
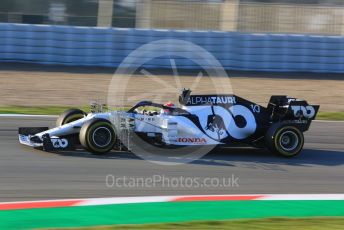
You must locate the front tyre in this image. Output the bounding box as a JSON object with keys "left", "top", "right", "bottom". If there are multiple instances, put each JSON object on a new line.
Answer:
{"left": 265, "top": 124, "right": 304, "bottom": 157}
{"left": 56, "top": 109, "right": 86, "bottom": 127}
{"left": 79, "top": 119, "right": 116, "bottom": 155}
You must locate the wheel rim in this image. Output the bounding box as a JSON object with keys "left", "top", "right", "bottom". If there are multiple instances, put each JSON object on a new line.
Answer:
{"left": 279, "top": 130, "right": 299, "bottom": 152}
{"left": 92, "top": 127, "right": 112, "bottom": 148}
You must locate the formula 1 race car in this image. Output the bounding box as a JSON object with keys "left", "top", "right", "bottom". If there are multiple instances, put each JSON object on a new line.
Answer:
{"left": 18, "top": 89, "right": 319, "bottom": 157}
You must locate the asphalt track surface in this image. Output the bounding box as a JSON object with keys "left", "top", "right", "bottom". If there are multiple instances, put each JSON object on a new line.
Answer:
{"left": 0, "top": 116, "right": 343, "bottom": 202}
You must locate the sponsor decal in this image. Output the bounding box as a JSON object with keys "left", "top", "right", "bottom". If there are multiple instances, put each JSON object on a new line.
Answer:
{"left": 205, "top": 114, "right": 226, "bottom": 138}
{"left": 19, "top": 135, "right": 29, "bottom": 142}
{"left": 177, "top": 137, "right": 207, "bottom": 144}
{"left": 200, "top": 105, "right": 257, "bottom": 141}
{"left": 51, "top": 138, "right": 69, "bottom": 148}
{"left": 291, "top": 105, "right": 315, "bottom": 119}
{"left": 139, "top": 117, "right": 155, "bottom": 122}
{"left": 186, "top": 96, "right": 236, "bottom": 105}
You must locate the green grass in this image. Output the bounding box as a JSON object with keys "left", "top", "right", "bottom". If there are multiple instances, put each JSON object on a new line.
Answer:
{"left": 0, "top": 106, "right": 343, "bottom": 120}
{"left": 316, "top": 112, "right": 344, "bottom": 121}
{"left": 0, "top": 106, "right": 78, "bottom": 115}
{"left": 48, "top": 217, "right": 344, "bottom": 230}
{"left": 1, "top": 200, "right": 343, "bottom": 229}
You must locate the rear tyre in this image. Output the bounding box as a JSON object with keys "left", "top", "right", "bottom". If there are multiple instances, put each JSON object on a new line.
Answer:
{"left": 56, "top": 109, "right": 86, "bottom": 127}
{"left": 265, "top": 123, "right": 304, "bottom": 157}
{"left": 79, "top": 119, "right": 116, "bottom": 155}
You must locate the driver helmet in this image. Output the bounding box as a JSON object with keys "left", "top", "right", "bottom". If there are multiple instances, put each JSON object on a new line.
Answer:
{"left": 162, "top": 102, "right": 176, "bottom": 114}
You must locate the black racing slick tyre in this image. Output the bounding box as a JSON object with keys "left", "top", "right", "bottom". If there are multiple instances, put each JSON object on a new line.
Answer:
{"left": 265, "top": 123, "right": 304, "bottom": 157}
{"left": 79, "top": 119, "right": 116, "bottom": 155}
{"left": 56, "top": 109, "right": 86, "bottom": 127}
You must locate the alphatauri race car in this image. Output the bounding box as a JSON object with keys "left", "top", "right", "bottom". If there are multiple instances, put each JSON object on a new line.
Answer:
{"left": 19, "top": 89, "right": 319, "bottom": 157}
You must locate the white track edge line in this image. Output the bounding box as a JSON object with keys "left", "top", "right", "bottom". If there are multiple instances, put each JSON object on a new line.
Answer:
{"left": 1, "top": 194, "right": 344, "bottom": 207}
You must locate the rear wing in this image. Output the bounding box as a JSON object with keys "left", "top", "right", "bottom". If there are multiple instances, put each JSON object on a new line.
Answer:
{"left": 267, "top": 95, "right": 319, "bottom": 122}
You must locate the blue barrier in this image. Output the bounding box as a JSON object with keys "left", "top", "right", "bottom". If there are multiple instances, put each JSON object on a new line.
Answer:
{"left": 1, "top": 23, "right": 344, "bottom": 72}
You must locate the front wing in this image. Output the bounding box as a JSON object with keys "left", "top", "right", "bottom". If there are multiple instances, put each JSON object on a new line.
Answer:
{"left": 18, "top": 127, "right": 76, "bottom": 151}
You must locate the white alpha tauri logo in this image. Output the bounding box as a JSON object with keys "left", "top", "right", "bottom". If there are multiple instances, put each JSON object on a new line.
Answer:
{"left": 196, "top": 105, "right": 257, "bottom": 141}
{"left": 51, "top": 138, "right": 68, "bottom": 148}
{"left": 291, "top": 105, "right": 316, "bottom": 119}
